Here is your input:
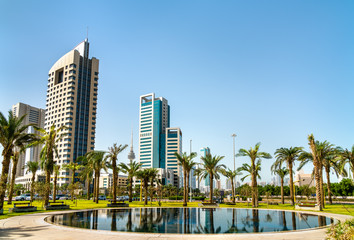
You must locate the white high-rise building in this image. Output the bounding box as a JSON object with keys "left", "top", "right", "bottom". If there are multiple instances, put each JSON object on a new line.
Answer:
{"left": 165, "top": 127, "right": 182, "bottom": 187}
{"left": 45, "top": 39, "right": 99, "bottom": 185}
{"left": 12, "top": 103, "right": 45, "bottom": 177}
{"left": 139, "top": 93, "right": 170, "bottom": 169}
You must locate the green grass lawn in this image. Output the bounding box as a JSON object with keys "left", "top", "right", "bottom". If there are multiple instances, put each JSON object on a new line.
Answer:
{"left": 0, "top": 200, "right": 353, "bottom": 220}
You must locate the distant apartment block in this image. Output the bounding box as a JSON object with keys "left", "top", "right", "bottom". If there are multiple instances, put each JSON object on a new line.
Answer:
{"left": 45, "top": 39, "right": 99, "bottom": 185}
{"left": 12, "top": 102, "right": 45, "bottom": 177}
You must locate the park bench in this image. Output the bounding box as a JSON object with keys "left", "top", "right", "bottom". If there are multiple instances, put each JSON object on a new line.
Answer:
{"left": 295, "top": 201, "right": 320, "bottom": 211}
{"left": 44, "top": 200, "right": 70, "bottom": 210}
{"left": 299, "top": 201, "right": 317, "bottom": 207}
{"left": 9, "top": 201, "right": 37, "bottom": 213}
{"left": 198, "top": 200, "right": 219, "bottom": 208}
{"left": 107, "top": 199, "right": 129, "bottom": 207}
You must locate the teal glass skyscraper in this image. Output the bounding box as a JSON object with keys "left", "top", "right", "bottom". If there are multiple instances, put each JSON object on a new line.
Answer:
{"left": 200, "top": 147, "right": 211, "bottom": 186}
{"left": 139, "top": 93, "right": 170, "bottom": 169}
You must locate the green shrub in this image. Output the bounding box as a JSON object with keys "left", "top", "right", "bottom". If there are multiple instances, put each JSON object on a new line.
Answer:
{"left": 168, "top": 196, "right": 183, "bottom": 200}
{"left": 192, "top": 196, "right": 205, "bottom": 200}
{"left": 326, "top": 218, "right": 354, "bottom": 240}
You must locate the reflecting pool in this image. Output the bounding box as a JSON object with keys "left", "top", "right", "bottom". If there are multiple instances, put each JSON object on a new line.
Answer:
{"left": 47, "top": 208, "right": 333, "bottom": 234}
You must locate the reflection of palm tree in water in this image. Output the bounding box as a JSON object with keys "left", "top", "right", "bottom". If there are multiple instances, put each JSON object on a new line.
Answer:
{"left": 226, "top": 209, "right": 239, "bottom": 233}
{"left": 126, "top": 208, "right": 132, "bottom": 231}
{"left": 92, "top": 210, "right": 98, "bottom": 230}
{"left": 111, "top": 210, "right": 117, "bottom": 231}
{"left": 292, "top": 212, "right": 296, "bottom": 230}
{"left": 194, "top": 209, "right": 221, "bottom": 234}
{"left": 281, "top": 211, "right": 288, "bottom": 231}
{"left": 252, "top": 209, "right": 259, "bottom": 233}
{"left": 135, "top": 208, "right": 163, "bottom": 232}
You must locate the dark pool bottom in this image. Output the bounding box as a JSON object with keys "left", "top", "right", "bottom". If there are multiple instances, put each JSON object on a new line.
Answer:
{"left": 46, "top": 208, "right": 334, "bottom": 234}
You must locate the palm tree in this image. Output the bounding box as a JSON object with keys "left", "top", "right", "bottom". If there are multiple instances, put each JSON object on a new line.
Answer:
{"left": 119, "top": 160, "right": 142, "bottom": 202}
{"left": 193, "top": 167, "right": 203, "bottom": 190}
{"left": 236, "top": 143, "right": 271, "bottom": 207}
{"left": 25, "top": 161, "right": 40, "bottom": 203}
{"left": 273, "top": 147, "right": 302, "bottom": 206}
{"left": 270, "top": 163, "right": 289, "bottom": 204}
{"left": 322, "top": 147, "right": 343, "bottom": 204}
{"left": 31, "top": 124, "right": 67, "bottom": 206}
{"left": 174, "top": 152, "right": 197, "bottom": 206}
{"left": 7, "top": 150, "right": 20, "bottom": 205}
{"left": 0, "top": 110, "right": 37, "bottom": 210}
{"left": 148, "top": 168, "right": 159, "bottom": 203}
{"left": 184, "top": 155, "right": 197, "bottom": 203}
{"left": 86, "top": 151, "right": 107, "bottom": 203}
{"left": 307, "top": 134, "right": 323, "bottom": 211}
{"left": 221, "top": 168, "right": 242, "bottom": 204}
{"left": 238, "top": 162, "right": 262, "bottom": 205}
{"left": 340, "top": 145, "right": 354, "bottom": 179}
{"left": 135, "top": 168, "right": 152, "bottom": 205}
{"left": 53, "top": 164, "right": 60, "bottom": 203}
{"left": 78, "top": 155, "right": 93, "bottom": 200}
{"left": 63, "top": 162, "right": 83, "bottom": 201}
{"left": 200, "top": 154, "right": 225, "bottom": 204}
{"left": 106, "top": 143, "right": 128, "bottom": 203}
{"left": 298, "top": 141, "right": 346, "bottom": 207}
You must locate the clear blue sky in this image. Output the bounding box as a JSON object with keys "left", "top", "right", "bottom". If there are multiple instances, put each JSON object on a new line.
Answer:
{"left": 1, "top": 1, "right": 353, "bottom": 185}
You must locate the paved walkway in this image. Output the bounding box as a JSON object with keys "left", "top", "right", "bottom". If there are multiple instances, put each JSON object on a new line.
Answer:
{"left": 0, "top": 209, "right": 352, "bottom": 240}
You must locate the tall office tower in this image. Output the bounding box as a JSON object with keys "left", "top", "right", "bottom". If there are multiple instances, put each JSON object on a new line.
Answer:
{"left": 45, "top": 39, "right": 99, "bottom": 185}
{"left": 165, "top": 127, "right": 182, "bottom": 187}
{"left": 12, "top": 103, "right": 45, "bottom": 177}
{"left": 200, "top": 147, "right": 211, "bottom": 188}
{"left": 139, "top": 93, "right": 170, "bottom": 169}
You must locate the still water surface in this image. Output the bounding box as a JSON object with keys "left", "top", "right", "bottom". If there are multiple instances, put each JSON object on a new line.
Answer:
{"left": 47, "top": 208, "right": 333, "bottom": 234}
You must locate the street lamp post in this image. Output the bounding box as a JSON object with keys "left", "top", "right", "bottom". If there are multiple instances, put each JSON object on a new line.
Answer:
{"left": 190, "top": 139, "right": 192, "bottom": 203}
{"left": 231, "top": 134, "right": 237, "bottom": 196}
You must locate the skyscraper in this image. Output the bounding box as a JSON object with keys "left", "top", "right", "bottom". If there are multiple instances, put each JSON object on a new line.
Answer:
{"left": 139, "top": 93, "right": 170, "bottom": 169}
{"left": 165, "top": 127, "right": 182, "bottom": 187}
{"left": 200, "top": 147, "right": 211, "bottom": 187}
{"left": 12, "top": 102, "right": 45, "bottom": 177}
{"left": 45, "top": 39, "right": 99, "bottom": 185}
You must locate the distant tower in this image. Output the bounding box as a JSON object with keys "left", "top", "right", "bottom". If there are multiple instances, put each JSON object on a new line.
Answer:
{"left": 128, "top": 129, "right": 135, "bottom": 162}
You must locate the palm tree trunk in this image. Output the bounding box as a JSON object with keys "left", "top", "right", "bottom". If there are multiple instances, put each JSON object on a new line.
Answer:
{"left": 30, "top": 172, "right": 35, "bottom": 203}
{"left": 325, "top": 166, "right": 332, "bottom": 204}
{"left": 144, "top": 180, "right": 148, "bottom": 205}
{"left": 53, "top": 173, "right": 57, "bottom": 203}
{"left": 289, "top": 163, "right": 294, "bottom": 205}
{"left": 112, "top": 160, "right": 117, "bottom": 203}
{"left": 280, "top": 177, "right": 284, "bottom": 204}
{"left": 8, "top": 156, "right": 18, "bottom": 205}
{"left": 86, "top": 175, "right": 90, "bottom": 200}
{"left": 0, "top": 151, "right": 12, "bottom": 210}
{"left": 314, "top": 164, "right": 322, "bottom": 211}
{"left": 320, "top": 166, "right": 325, "bottom": 208}
{"left": 45, "top": 170, "right": 51, "bottom": 206}
{"left": 231, "top": 178, "right": 235, "bottom": 204}
{"left": 209, "top": 174, "right": 213, "bottom": 204}
{"left": 92, "top": 176, "right": 96, "bottom": 202}
{"left": 95, "top": 171, "right": 100, "bottom": 203}
{"left": 129, "top": 176, "right": 133, "bottom": 202}
{"left": 186, "top": 171, "right": 190, "bottom": 204}
{"left": 71, "top": 169, "right": 75, "bottom": 201}
{"left": 183, "top": 170, "right": 187, "bottom": 206}
{"left": 251, "top": 170, "right": 257, "bottom": 208}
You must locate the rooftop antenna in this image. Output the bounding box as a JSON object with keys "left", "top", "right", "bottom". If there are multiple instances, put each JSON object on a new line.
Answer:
{"left": 86, "top": 26, "right": 89, "bottom": 41}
